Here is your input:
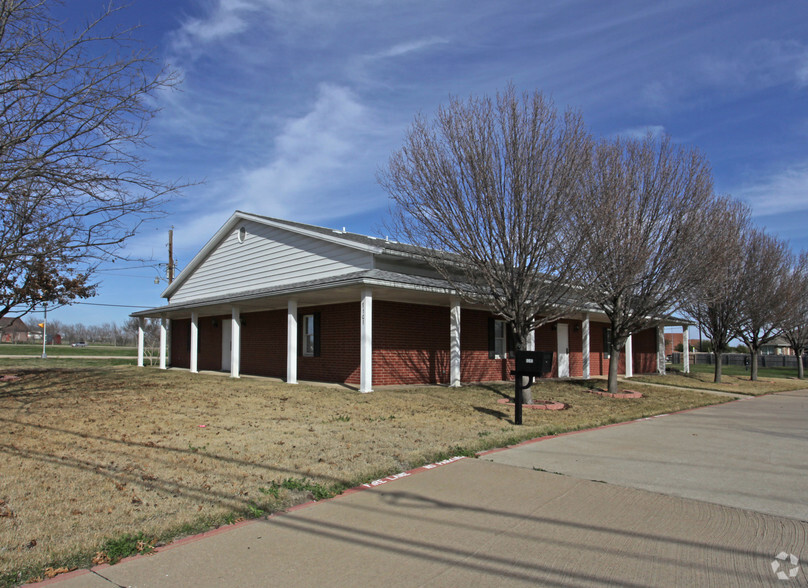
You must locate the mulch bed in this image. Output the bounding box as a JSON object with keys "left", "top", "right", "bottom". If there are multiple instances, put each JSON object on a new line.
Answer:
{"left": 587, "top": 388, "right": 642, "bottom": 399}
{"left": 496, "top": 398, "right": 568, "bottom": 410}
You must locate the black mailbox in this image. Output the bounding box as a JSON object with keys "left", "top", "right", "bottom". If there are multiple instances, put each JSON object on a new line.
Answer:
{"left": 515, "top": 350, "right": 550, "bottom": 376}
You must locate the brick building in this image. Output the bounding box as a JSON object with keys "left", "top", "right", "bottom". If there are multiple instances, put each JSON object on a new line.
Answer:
{"left": 133, "top": 212, "right": 682, "bottom": 390}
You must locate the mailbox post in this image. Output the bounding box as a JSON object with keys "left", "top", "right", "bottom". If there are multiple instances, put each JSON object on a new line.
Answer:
{"left": 511, "top": 350, "right": 552, "bottom": 425}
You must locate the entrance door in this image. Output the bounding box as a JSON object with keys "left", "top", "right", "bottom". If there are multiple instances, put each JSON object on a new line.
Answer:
{"left": 557, "top": 323, "right": 569, "bottom": 377}
{"left": 221, "top": 318, "right": 231, "bottom": 371}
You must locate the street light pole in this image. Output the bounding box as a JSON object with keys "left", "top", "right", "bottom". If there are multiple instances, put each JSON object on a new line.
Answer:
{"left": 41, "top": 302, "right": 47, "bottom": 359}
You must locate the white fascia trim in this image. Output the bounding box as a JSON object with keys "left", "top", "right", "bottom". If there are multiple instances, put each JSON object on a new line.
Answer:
{"left": 162, "top": 211, "right": 384, "bottom": 300}
{"left": 237, "top": 212, "right": 384, "bottom": 255}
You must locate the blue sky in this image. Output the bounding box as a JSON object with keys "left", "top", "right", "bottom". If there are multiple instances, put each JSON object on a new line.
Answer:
{"left": 39, "top": 0, "right": 808, "bottom": 327}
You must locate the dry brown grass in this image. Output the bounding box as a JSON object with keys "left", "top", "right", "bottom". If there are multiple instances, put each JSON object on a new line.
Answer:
{"left": 1, "top": 365, "right": 730, "bottom": 583}
{"left": 631, "top": 369, "right": 807, "bottom": 396}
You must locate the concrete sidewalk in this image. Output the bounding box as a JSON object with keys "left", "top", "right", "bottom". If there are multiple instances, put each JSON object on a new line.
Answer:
{"left": 48, "top": 458, "right": 807, "bottom": 587}
{"left": 40, "top": 391, "right": 808, "bottom": 587}
{"left": 483, "top": 390, "right": 808, "bottom": 521}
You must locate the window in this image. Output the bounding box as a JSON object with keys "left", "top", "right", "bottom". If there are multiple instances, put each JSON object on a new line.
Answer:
{"left": 303, "top": 314, "right": 315, "bottom": 356}
{"left": 603, "top": 327, "right": 612, "bottom": 359}
{"left": 494, "top": 320, "right": 507, "bottom": 358}
{"left": 488, "top": 318, "right": 510, "bottom": 359}
{"left": 300, "top": 312, "right": 320, "bottom": 357}
{"left": 237, "top": 226, "right": 246, "bottom": 243}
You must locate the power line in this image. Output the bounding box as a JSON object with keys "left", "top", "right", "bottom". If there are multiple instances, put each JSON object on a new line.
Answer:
{"left": 67, "top": 301, "right": 155, "bottom": 309}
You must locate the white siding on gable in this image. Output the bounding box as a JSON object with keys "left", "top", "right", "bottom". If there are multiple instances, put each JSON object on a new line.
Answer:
{"left": 170, "top": 220, "right": 374, "bottom": 303}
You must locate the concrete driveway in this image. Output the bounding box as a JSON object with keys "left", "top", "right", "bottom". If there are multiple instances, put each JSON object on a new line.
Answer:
{"left": 483, "top": 390, "right": 808, "bottom": 521}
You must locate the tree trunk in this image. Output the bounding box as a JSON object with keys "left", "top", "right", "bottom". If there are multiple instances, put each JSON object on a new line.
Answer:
{"left": 512, "top": 327, "right": 533, "bottom": 405}
{"left": 607, "top": 344, "right": 621, "bottom": 395}
{"left": 522, "top": 375, "right": 533, "bottom": 405}
{"left": 713, "top": 351, "right": 722, "bottom": 383}
{"left": 798, "top": 352, "right": 805, "bottom": 380}
{"left": 750, "top": 349, "right": 759, "bottom": 381}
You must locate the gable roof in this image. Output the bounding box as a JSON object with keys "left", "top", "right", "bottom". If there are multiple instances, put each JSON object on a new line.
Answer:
{"left": 0, "top": 317, "right": 28, "bottom": 331}
{"left": 162, "top": 211, "right": 424, "bottom": 300}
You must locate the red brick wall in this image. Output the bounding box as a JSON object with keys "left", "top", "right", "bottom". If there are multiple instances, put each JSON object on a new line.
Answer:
{"left": 459, "top": 309, "right": 514, "bottom": 382}
{"left": 198, "top": 315, "right": 224, "bottom": 371}
{"left": 240, "top": 310, "right": 286, "bottom": 378}
{"left": 590, "top": 322, "right": 627, "bottom": 376}
{"left": 298, "top": 302, "right": 361, "bottom": 385}
{"left": 373, "top": 301, "right": 450, "bottom": 385}
{"left": 632, "top": 327, "right": 658, "bottom": 374}
{"left": 167, "top": 302, "right": 661, "bottom": 384}
{"left": 170, "top": 319, "right": 190, "bottom": 368}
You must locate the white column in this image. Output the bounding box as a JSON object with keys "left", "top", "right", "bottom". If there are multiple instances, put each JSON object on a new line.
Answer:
{"left": 190, "top": 312, "right": 199, "bottom": 373}
{"left": 230, "top": 306, "right": 241, "bottom": 378}
{"left": 360, "top": 288, "right": 373, "bottom": 393}
{"left": 682, "top": 325, "right": 690, "bottom": 373}
{"left": 287, "top": 299, "right": 298, "bottom": 384}
{"left": 582, "top": 313, "right": 590, "bottom": 380}
{"left": 625, "top": 333, "right": 633, "bottom": 378}
{"left": 449, "top": 297, "right": 461, "bottom": 387}
{"left": 137, "top": 317, "right": 145, "bottom": 367}
{"left": 657, "top": 326, "right": 666, "bottom": 375}
{"left": 159, "top": 317, "right": 167, "bottom": 370}
{"left": 526, "top": 327, "right": 535, "bottom": 351}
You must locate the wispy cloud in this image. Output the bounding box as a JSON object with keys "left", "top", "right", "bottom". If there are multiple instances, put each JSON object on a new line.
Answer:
{"left": 735, "top": 163, "right": 808, "bottom": 217}
{"left": 168, "top": 84, "right": 393, "bottom": 244}
{"left": 374, "top": 37, "right": 449, "bottom": 59}
{"left": 171, "top": 0, "right": 261, "bottom": 51}
{"left": 614, "top": 125, "right": 666, "bottom": 140}
{"left": 639, "top": 39, "right": 808, "bottom": 111}
{"left": 697, "top": 39, "right": 808, "bottom": 90}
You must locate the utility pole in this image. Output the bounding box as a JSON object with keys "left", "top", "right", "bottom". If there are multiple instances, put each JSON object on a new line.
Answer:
{"left": 168, "top": 228, "right": 175, "bottom": 284}
{"left": 41, "top": 303, "right": 47, "bottom": 359}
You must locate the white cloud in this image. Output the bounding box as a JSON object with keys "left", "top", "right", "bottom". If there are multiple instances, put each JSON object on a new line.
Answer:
{"left": 172, "top": 0, "right": 263, "bottom": 52}
{"left": 375, "top": 37, "right": 449, "bottom": 59}
{"left": 639, "top": 39, "right": 808, "bottom": 112}
{"left": 698, "top": 39, "right": 808, "bottom": 91}
{"left": 735, "top": 164, "right": 808, "bottom": 217}
{"left": 171, "top": 84, "right": 393, "bottom": 240}
{"left": 615, "top": 125, "right": 666, "bottom": 140}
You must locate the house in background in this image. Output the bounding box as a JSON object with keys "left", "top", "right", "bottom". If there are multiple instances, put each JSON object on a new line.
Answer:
{"left": 761, "top": 336, "right": 794, "bottom": 356}
{"left": 0, "top": 317, "right": 30, "bottom": 343}
{"left": 132, "top": 211, "right": 689, "bottom": 391}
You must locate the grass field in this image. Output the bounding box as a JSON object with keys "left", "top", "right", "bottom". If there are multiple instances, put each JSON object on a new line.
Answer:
{"left": 0, "top": 344, "right": 136, "bottom": 357}
{"left": 0, "top": 363, "right": 747, "bottom": 585}
{"left": 630, "top": 363, "right": 808, "bottom": 396}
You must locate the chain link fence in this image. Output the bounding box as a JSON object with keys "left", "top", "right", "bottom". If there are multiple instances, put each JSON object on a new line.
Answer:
{"left": 671, "top": 352, "right": 808, "bottom": 368}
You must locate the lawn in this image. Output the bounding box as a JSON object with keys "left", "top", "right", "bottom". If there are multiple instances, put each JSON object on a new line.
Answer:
{"left": 0, "top": 344, "right": 136, "bottom": 357}
{"left": 631, "top": 363, "right": 808, "bottom": 396}
{"left": 1, "top": 364, "right": 733, "bottom": 585}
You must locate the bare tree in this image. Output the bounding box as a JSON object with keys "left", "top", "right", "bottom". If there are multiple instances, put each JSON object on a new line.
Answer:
{"left": 380, "top": 86, "right": 592, "bottom": 403}
{"left": 779, "top": 251, "right": 808, "bottom": 379}
{"left": 570, "top": 134, "right": 716, "bottom": 395}
{"left": 0, "top": 0, "right": 182, "bottom": 321}
{"left": 681, "top": 198, "right": 750, "bottom": 382}
{"left": 735, "top": 229, "right": 793, "bottom": 381}
{"left": 124, "top": 317, "right": 159, "bottom": 363}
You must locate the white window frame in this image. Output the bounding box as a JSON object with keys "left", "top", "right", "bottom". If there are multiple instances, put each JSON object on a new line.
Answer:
{"left": 302, "top": 314, "right": 315, "bottom": 357}
{"left": 603, "top": 327, "right": 612, "bottom": 359}
{"left": 494, "top": 319, "right": 507, "bottom": 359}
